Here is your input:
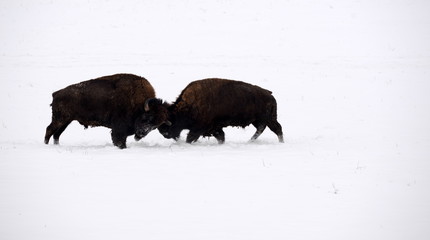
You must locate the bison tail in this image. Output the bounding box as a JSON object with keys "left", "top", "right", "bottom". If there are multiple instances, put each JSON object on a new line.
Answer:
{"left": 269, "top": 98, "right": 278, "bottom": 119}
{"left": 271, "top": 104, "right": 277, "bottom": 119}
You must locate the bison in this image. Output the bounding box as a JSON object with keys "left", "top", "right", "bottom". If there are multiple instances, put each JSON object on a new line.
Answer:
{"left": 141, "top": 78, "right": 284, "bottom": 144}
{"left": 44, "top": 73, "right": 170, "bottom": 149}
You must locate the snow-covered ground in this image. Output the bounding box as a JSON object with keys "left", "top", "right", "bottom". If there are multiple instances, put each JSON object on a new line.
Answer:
{"left": 1, "top": 1, "right": 430, "bottom": 239}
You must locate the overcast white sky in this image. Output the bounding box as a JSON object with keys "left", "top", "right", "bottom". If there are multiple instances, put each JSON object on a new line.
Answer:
{"left": 1, "top": 0, "right": 429, "bottom": 58}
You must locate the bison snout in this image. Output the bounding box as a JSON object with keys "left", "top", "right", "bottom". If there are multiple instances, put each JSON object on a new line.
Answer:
{"left": 135, "top": 126, "right": 158, "bottom": 138}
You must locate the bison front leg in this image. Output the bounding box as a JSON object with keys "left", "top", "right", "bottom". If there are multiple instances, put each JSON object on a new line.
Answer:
{"left": 111, "top": 130, "right": 128, "bottom": 149}
{"left": 212, "top": 128, "right": 225, "bottom": 144}
{"left": 134, "top": 134, "right": 143, "bottom": 142}
{"left": 186, "top": 130, "right": 202, "bottom": 144}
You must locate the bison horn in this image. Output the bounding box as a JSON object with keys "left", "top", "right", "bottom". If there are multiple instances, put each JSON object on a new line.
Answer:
{"left": 144, "top": 98, "right": 152, "bottom": 112}
{"left": 165, "top": 120, "right": 172, "bottom": 126}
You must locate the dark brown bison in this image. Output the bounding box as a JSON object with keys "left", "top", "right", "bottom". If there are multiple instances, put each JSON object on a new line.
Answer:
{"left": 142, "top": 78, "right": 284, "bottom": 144}
{"left": 44, "top": 73, "right": 170, "bottom": 149}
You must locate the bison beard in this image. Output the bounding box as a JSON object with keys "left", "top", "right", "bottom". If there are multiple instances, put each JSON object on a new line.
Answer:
{"left": 153, "top": 78, "right": 284, "bottom": 143}
{"left": 44, "top": 73, "right": 156, "bottom": 149}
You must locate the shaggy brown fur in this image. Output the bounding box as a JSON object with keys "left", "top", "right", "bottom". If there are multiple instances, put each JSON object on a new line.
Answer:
{"left": 146, "top": 78, "right": 284, "bottom": 143}
{"left": 44, "top": 73, "right": 156, "bottom": 148}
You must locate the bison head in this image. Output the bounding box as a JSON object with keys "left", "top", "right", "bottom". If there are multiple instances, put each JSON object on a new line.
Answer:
{"left": 134, "top": 98, "right": 171, "bottom": 139}
{"left": 157, "top": 109, "right": 185, "bottom": 141}
{"left": 157, "top": 122, "right": 181, "bottom": 140}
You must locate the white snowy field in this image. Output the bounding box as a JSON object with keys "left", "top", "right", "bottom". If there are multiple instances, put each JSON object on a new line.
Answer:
{"left": 1, "top": 0, "right": 430, "bottom": 239}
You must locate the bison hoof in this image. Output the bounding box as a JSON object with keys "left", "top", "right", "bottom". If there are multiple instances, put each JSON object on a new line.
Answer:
{"left": 114, "top": 142, "right": 127, "bottom": 149}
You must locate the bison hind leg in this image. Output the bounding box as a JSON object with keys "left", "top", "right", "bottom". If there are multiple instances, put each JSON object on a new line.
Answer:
{"left": 250, "top": 122, "right": 267, "bottom": 142}
{"left": 53, "top": 121, "right": 72, "bottom": 144}
{"left": 44, "top": 120, "right": 72, "bottom": 145}
{"left": 268, "top": 120, "right": 284, "bottom": 143}
{"left": 45, "top": 124, "right": 54, "bottom": 144}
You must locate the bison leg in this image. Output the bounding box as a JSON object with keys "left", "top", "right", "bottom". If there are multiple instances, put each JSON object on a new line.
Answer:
{"left": 45, "top": 120, "right": 71, "bottom": 145}
{"left": 134, "top": 134, "right": 143, "bottom": 142}
{"left": 268, "top": 120, "right": 284, "bottom": 143}
{"left": 111, "top": 130, "right": 127, "bottom": 149}
{"left": 52, "top": 121, "right": 72, "bottom": 144}
{"left": 212, "top": 128, "right": 225, "bottom": 144}
{"left": 250, "top": 123, "right": 266, "bottom": 141}
{"left": 186, "top": 130, "right": 201, "bottom": 144}
{"left": 45, "top": 123, "right": 56, "bottom": 144}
